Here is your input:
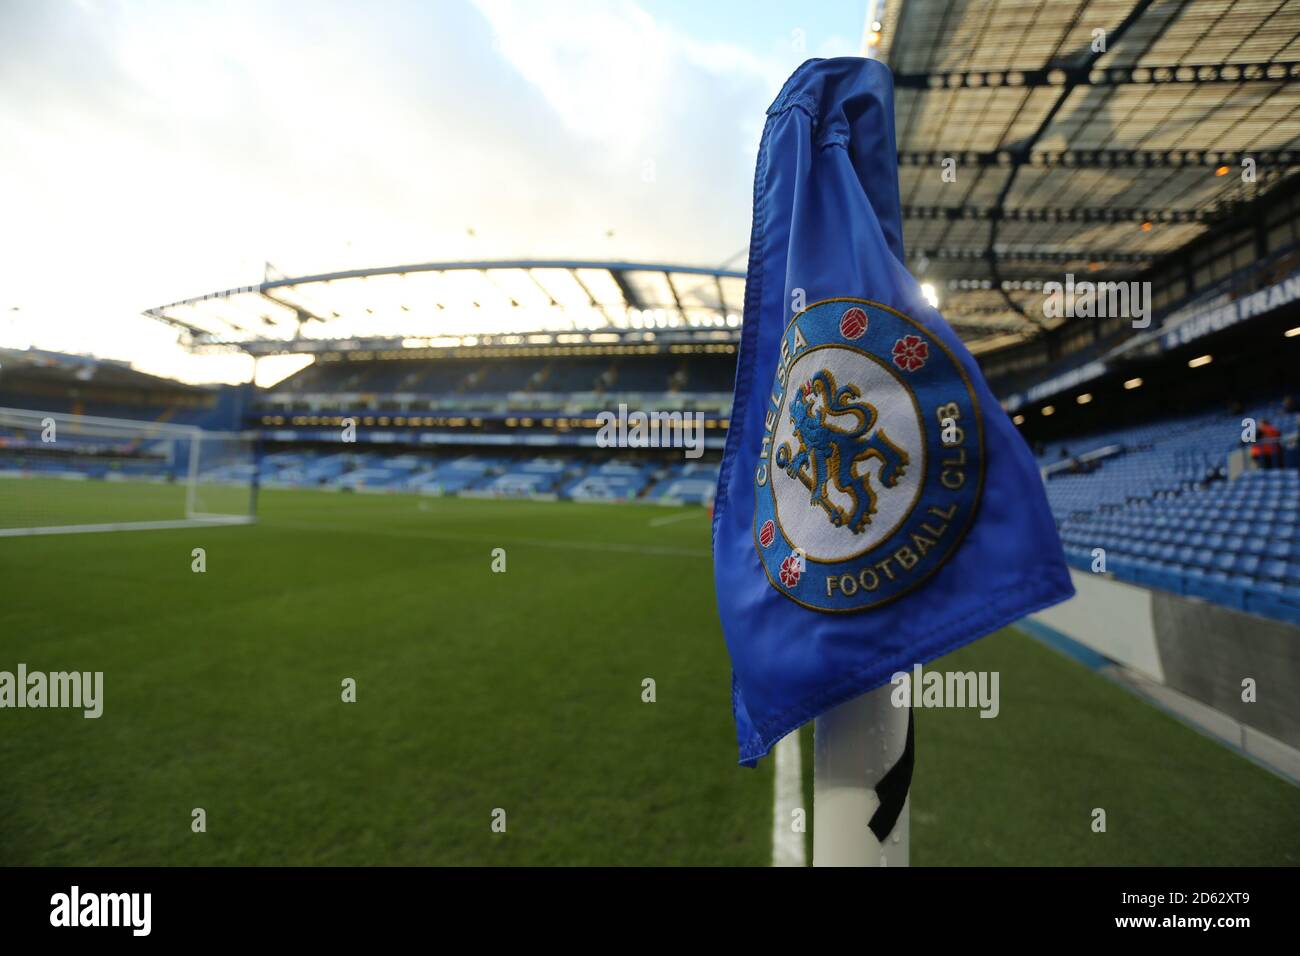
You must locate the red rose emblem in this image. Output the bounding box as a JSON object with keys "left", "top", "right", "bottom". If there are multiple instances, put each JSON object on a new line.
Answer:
{"left": 892, "top": 335, "right": 929, "bottom": 372}
{"left": 779, "top": 554, "right": 803, "bottom": 587}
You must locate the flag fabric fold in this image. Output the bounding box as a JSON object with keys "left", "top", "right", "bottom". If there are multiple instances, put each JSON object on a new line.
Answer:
{"left": 712, "top": 57, "right": 1074, "bottom": 767}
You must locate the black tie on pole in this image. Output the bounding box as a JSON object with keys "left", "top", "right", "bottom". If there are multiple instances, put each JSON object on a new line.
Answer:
{"left": 867, "top": 709, "right": 914, "bottom": 843}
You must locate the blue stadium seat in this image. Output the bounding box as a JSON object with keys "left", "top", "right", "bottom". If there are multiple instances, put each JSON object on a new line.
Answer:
{"left": 1042, "top": 418, "right": 1298, "bottom": 626}
{"left": 1261, "top": 559, "right": 1290, "bottom": 581}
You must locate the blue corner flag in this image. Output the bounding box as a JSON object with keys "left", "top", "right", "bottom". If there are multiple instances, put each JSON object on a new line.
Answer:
{"left": 712, "top": 58, "right": 1075, "bottom": 767}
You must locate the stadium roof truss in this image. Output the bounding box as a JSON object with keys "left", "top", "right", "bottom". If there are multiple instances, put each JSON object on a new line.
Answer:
{"left": 148, "top": 0, "right": 1300, "bottom": 359}
{"left": 879, "top": 0, "right": 1300, "bottom": 349}
{"left": 146, "top": 262, "right": 749, "bottom": 357}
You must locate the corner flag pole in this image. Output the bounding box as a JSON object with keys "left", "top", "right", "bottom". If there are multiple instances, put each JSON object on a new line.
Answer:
{"left": 813, "top": 682, "right": 912, "bottom": 866}
{"left": 811, "top": 0, "right": 913, "bottom": 869}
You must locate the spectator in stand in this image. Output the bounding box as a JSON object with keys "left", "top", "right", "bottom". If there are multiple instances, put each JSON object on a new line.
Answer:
{"left": 1252, "top": 419, "right": 1282, "bottom": 470}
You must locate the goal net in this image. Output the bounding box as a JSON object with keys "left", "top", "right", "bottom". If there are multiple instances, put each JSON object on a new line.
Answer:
{"left": 0, "top": 407, "right": 257, "bottom": 537}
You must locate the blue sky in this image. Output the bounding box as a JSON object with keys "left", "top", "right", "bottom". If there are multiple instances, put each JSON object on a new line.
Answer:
{"left": 0, "top": 0, "right": 867, "bottom": 383}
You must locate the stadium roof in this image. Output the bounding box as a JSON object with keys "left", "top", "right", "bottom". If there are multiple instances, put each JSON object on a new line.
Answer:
{"left": 0, "top": 346, "right": 204, "bottom": 393}
{"left": 146, "top": 261, "right": 748, "bottom": 357}
{"left": 878, "top": 0, "right": 1300, "bottom": 352}
{"left": 148, "top": 0, "right": 1300, "bottom": 359}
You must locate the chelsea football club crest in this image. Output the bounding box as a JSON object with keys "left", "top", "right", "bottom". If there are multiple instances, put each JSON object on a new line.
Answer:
{"left": 754, "top": 298, "right": 985, "bottom": 613}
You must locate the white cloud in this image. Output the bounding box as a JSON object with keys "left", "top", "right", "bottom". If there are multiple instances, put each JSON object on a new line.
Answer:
{"left": 0, "top": 0, "right": 792, "bottom": 384}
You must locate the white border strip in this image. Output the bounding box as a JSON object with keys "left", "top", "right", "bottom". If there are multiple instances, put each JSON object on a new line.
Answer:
{"left": 647, "top": 511, "right": 699, "bottom": 527}
{"left": 0, "top": 516, "right": 254, "bottom": 538}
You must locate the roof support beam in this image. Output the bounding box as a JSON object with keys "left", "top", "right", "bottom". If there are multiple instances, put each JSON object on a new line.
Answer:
{"left": 525, "top": 269, "right": 558, "bottom": 307}
{"left": 893, "top": 60, "right": 1300, "bottom": 90}
{"left": 897, "top": 148, "right": 1298, "bottom": 169}
{"left": 981, "top": 0, "right": 1159, "bottom": 325}
{"left": 663, "top": 271, "right": 687, "bottom": 321}
{"left": 260, "top": 289, "right": 327, "bottom": 323}
{"left": 908, "top": 248, "right": 1157, "bottom": 264}
{"left": 609, "top": 268, "right": 644, "bottom": 312}
{"left": 944, "top": 317, "right": 1037, "bottom": 335}
{"left": 935, "top": 271, "right": 1133, "bottom": 287}
{"left": 903, "top": 204, "right": 1221, "bottom": 224}
{"left": 568, "top": 269, "right": 613, "bottom": 326}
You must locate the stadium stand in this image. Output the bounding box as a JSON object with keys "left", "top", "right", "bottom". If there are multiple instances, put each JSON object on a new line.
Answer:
{"left": 563, "top": 461, "right": 656, "bottom": 501}
{"left": 644, "top": 462, "right": 720, "bottom": 505}
{"left": 1044, "top": 398, "right": 1300, "bottom": 625}
{"left": 252, "top": 446, "right": 715, "bottom": 504}
{"left": 0, "top": 346, "right": 248, "bottom": 430}
{"left": 6, "top": 160, "right": 1298, "bottom": 623}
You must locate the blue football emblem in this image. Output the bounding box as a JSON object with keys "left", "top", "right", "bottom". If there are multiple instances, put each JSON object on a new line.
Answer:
{"left": 754, "top": 298, "right": 984, "bottom": 612}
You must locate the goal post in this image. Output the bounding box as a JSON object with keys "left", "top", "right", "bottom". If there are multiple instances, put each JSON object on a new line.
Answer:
{"left": 0, "top": 407, "right": 258, "bottom": 537}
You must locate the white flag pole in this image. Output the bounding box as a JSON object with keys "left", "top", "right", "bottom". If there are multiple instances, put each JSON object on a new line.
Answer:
{"left": 813, "top": 681, "right": 911, "bottom": 866}
{"left": 810, "top": 0, "right": 911, "bottom": 871}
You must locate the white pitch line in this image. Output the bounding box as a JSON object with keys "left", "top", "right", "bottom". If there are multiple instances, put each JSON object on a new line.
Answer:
{"left": 771, "top": 730, "right": 807, "bottom": 867}
{"left": 0, "top": 516, "right": 254, "bottom": 538}
{"left": 268, "top": 518, "right": 710, "bottom": 558}
{"left": 647, "top": 510, "right": 700, "bottom": 527}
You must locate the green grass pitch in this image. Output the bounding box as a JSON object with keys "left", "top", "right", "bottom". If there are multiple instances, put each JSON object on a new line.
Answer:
{"left": 0, "top": 483, "right": 1296, "bottom": 865}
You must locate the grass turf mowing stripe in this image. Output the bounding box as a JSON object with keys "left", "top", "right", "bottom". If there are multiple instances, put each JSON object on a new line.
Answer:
{"left": 912, "top": 627, "right": 1299, "bottom": 866}
{"left": 0, "top": 490, "right": 766, "bottom": 866}
{"left": 1, "top": 487, "right": 1296, "bottom": 866}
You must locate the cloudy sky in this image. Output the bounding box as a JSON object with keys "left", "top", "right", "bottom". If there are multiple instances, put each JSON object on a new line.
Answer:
{"left": 0, "top": 0, "right": 866, "bottom": 384}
